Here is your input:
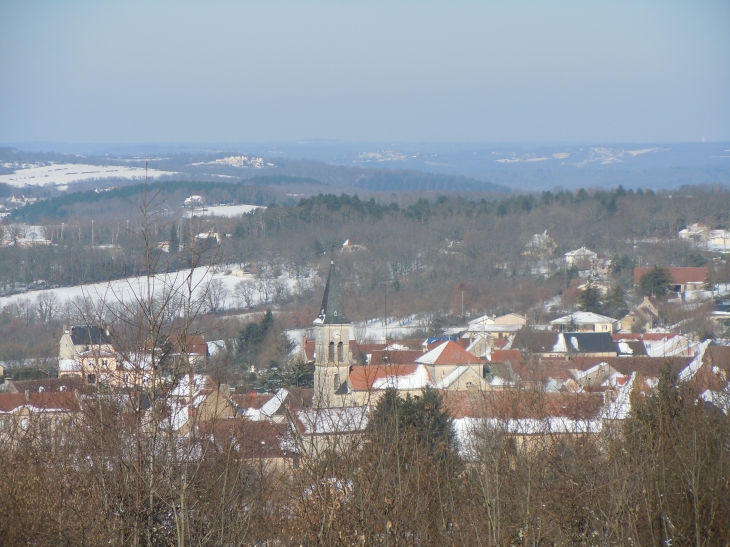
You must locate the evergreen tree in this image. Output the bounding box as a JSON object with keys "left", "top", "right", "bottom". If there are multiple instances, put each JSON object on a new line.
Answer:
{"left": 638, "top": 266, "right": 673, "bottom": 297}
{"left": 578, "top": 282, "right": 603, "bottom": 314}
{"left": 603, "top": 285, "right": 628, "bottom": 318}
{"left": 609, "top": 254, "right": 633, "bottom": 275}
{"left": 169, "top": 223, "right": 179, "bottom": 253}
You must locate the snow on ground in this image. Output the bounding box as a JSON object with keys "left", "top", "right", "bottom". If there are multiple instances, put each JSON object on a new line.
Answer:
{"left": 353, "top": 315, "right": 428, "bottom": 341}
{"left": 0, "top": 267, "right": 298, "bottom": 313}
{"left": 183, "top": 204, "right": 265, "bottom": 218}
{"left": 0, "top": 163, "right": 177, "bottom": 188}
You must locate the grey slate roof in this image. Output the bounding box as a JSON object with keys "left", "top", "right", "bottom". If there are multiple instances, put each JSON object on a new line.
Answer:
{"left": 70, "top": 326, "right": 112, "bottom": 346}
{"left": 563, "top": 332, "right": 617, "bottom": 355}
{"left": 316, "top": 262, "right": 350, "bottom": 325}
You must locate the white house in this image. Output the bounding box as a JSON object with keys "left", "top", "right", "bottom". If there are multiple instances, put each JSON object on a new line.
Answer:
{"left": 550, "top": 312, "right": 617, "bottom": 333}
{"left": 565, "top": 247, "right": 598, "bottom": 266}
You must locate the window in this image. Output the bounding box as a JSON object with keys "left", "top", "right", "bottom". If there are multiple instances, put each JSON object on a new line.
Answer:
{"left": 328, "top": 342, "right": 335, "bottom": 361}
{"left": 337, "top": 341, "right": 344, "bottom": 362}
{"left": 334, "top": 373, "right": 340, "bottom": 390}
{"left": 102, "top": 359, "right": 108, "bottom": 367}
{"left": 87, "top": 374, "right": 96, "bottom": 384}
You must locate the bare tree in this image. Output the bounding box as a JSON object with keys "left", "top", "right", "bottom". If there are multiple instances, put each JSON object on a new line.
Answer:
{"left": 204, "top": 278, "right": 229, "bottom": 314}
{"left": 233, "top": 280, "right": 255, "bottom": 309}
{"left": 35, "top": 291, "right": 59, "bottom": 324}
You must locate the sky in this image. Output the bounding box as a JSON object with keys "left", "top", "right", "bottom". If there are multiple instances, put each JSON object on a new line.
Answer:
{"left": 1, "top": 1, "right": 728, "bottom": 145}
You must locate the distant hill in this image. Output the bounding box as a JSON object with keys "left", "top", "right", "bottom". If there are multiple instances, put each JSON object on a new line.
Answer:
{"left": 354, "top": 170, "right": 509, "bottom": 193}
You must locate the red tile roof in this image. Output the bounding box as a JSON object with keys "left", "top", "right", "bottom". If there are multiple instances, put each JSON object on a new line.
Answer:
{"left": 416, "top": 341, "right": 483, "bottom": 366}
{"left": 553, "top": 356, "right": 693, "bottom": 377}
{"left": 0, "top": 392, "right": 80, "bottom": 413}
{"left": 633, "top": 267, "right": 708, "bottom": 285}
{"left": 443, "top": 390, "right": 604, "bottom": 420}
{"left": 197, "top": 419, "right": 297, "bottom": 459}
{"left": 167, "top": 335, "right": 208, "bottom": 356}
{"left": 230, "top": 392, "right": 275, "bottom": 411}
{"left": 367, "top": 349, "right": 425, "bottom": 366}
{"left": 488, "top": 349, "right": 522, "bottom": 363}
{"left": 349, "top": 364, "right": 431, "bottom": 391}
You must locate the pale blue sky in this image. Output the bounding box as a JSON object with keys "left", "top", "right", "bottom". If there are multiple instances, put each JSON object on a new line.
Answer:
{"left": 1, "top": 1, "right": 728, "bottom": 144}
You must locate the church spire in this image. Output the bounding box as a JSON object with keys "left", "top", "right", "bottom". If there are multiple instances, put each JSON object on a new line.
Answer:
{"left": 315, "top": 259, "right": 349, "bottom": 325}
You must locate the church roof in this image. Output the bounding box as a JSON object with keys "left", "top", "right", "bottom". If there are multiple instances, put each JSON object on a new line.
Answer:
{"left": 315, "top": 261, "right": 350, "bottom": 325}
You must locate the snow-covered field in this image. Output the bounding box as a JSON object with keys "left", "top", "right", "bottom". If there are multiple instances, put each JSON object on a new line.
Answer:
{"left": 0, "top": 163, "right": 177, "bottom": 188}
{"left": 0, "top": 267, "right": 296, "bottom": 313}
{"left": 184, "top": 204, "right": 265, "bottom": 218}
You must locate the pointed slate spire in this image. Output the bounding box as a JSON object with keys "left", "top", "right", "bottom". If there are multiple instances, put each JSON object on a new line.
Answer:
{"left": 315, "top": 260, "right": 350, "bottom": 325}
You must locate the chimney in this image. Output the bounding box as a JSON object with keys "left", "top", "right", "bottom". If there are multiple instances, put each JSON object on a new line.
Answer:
{"left": 24, "top": 390, "right": 30, "bottom": 402}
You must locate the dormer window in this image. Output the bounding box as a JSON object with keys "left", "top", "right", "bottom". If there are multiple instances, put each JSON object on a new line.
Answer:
{"left": 334, "top": 311, "right": 338, "bottom": 317}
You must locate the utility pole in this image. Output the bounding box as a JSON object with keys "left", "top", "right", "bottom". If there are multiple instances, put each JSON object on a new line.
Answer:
{"left": 461, "top": 290, "right": 465, "bottom": 318}
{"left": 91, "top": 220, "right": 94, "bottom": 247}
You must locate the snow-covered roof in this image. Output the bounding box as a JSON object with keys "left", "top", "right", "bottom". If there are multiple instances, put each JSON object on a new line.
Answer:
{"left": 244, "top": 388, "right": 289, "bottom": 421}
{"left": 296, "top": 406, "right": 369, "bottom": 435}
{"left": 371, "top": 365, "right": 432, "bottom": 390}
{"left": 415, "top": 341, "right": 482, "bottom": 366}
{"left": 59, "top": 358, "right": 81, "bottom": 372}
{"left": 565, "top": 247, "right": 597, "bottom": 258}
{"left": 207, "top": 340, "right": 226, "bottom": 356}
{"left": 433, "top": 366, "right": 470, "bottom": 389}
{"left": 550, "top": 312, "right": 615, "bottom": 325}
{"left": 602, "top": 371, "right": 636, "bottom": 420}
{"left": 169, "top": 374, "right": 215, "bottom": 398}
{"left": 467, "top": 324, "right": 523, "bottom": 333}
{"left": 677, "top": 340, "right": 711, "bottom": 382}
{"left": 454, "top": 417, "right": 602, "bottom": 459}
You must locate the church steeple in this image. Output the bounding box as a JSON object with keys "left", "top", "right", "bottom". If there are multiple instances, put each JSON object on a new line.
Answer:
{"left": 313, "top": 258, "right": 352, "bottom": 407}
{"left": 315, "top": 260, "right": 350, "bottom": 325}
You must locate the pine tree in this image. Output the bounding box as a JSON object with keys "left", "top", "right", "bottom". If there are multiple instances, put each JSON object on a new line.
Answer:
{"left": 169, "top": 223, "right": 179, "bottom": 253}
{"left": 603, "top": 285, "right": 628, "bottom": 318}
{"left": 578, "top": 282, "right": 603, "bottom": 314}
{"left": 638, "top": 266, "right": 673, "bottom": 297}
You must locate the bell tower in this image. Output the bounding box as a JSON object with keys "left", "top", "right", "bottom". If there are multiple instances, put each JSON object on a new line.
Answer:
{"left": 313, "top": 259, "right": 352, "bottom": 407}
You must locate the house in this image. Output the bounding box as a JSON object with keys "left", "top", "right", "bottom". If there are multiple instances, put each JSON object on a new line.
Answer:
{"left": 4, "top": 377, "right": 83, "bottom": 395}
{"left": 566, "top": 362, "right": 623, "bottom": 390}
{"left": 707, "top": 230, "right": 730, "bottom": 252}
{"left": 230, "top": 387, "right": 314, "bottom": 425}
{"left": 450, "top": 390, "right": 605, "bottom": 456}
{"left": 550, "top": 312, "right": 617, "bottom": 333}
{"left": 165, "top": 374, "right": 236, "bottom": 437}
{"left": 415, "top": 340, "right": 488, "bottom": 389}
{"left": 469, "top": 313, "right": 527, "bottom": 327}
{"left": 555, "top": 332, "right": 618, "bottom": 357}
{"left": 197, "top": 419, "right": 301, "bottom": 470}
{"left": 619, "top": 296, "right": 661, "bottom": 331}
{"left": 58, "top": 325, "right": 117, "bottom": 384}
{"left": 633, "top": 267, "right": 708, "bottom": 294}
{"left": 347, "top": 364, "right": 432, "bottom": 405}
{"left": 678, "top": 223, "right": 710, "bottom": 245}
{"left": 523, "top": 231, "right": 557, "bottom": 260}
{"left": 467, "top": 314, "right": 526, "bottom": 339}
{"left": 164, "top": 334, "right": 209, "bottom": 366}
{"left": 184, "top": 195, "right": 205, "bottom": 206}
{"left": 292, "top": 405, "right": 370, "bottom": 456}
{"left": 342, "top": 238, "right": 367, "bottom": 252}
{"left": 564, "top": 247, "right": 598, "bottom": 267}
{"left": 511, "top": 331, "right": 618, "bottom": 357}
{"left": 0, "top": 390, "right": 80, "bottom": 443}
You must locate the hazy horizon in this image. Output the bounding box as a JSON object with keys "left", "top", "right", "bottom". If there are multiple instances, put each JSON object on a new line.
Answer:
{"left": 1, "top": 1, "right": 729, "bottom": 145}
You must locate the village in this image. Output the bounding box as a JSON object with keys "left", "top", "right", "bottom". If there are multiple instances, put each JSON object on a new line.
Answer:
{"left": 1, "top": 231, "right": 729, "bottom": 467}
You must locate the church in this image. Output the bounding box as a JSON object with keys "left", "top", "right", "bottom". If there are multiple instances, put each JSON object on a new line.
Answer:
{"left": 312, "top": 259, "right": 354, "bottom": 407}
{"left": 311, "top": 260, "right": 492, "bottom": 409}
